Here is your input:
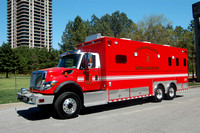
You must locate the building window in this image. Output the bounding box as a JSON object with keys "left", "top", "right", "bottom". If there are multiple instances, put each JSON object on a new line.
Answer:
{"left": 168, "top": 57, "right": 172, "bottom": 66}
{"left": 176, "top": 58, "right": 179, "bottom": 66}
{"left": 116, "top": 55, "right": 127, "bottom": 64}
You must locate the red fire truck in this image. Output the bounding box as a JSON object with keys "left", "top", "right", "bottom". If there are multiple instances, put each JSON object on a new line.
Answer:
{"left": 17, "top": 34, "right": 188, "bottom": 119}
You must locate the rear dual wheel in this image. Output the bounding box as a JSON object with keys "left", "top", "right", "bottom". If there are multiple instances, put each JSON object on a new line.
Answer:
{"left": 153, "top": 85, "right": 176, "bottom": 102}
{"left": 166, "top": 85, "right": 176, "bottom": 100}
{"left": 154, "top": 86, "right": 164, "bottom": 102}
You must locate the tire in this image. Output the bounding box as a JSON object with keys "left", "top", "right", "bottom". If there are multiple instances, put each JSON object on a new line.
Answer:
{"left": 165, "top": 85, "right": 176, "bottom": 100}
{"left": 154, "top": 86, "right": 164, "bottom": 102}
{"left": 54, "top": 92, "right": 81, "bottom": 119}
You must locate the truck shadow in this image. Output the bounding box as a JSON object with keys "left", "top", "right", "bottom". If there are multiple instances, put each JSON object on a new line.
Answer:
{"left": 17, "top": 95, "right": 183, "bottom": 120}
{"left": 17, "top": 107, "right": 52, "bottom": 121}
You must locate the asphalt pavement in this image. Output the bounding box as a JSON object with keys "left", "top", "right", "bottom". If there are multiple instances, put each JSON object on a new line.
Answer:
{"left": 0, "top": 87, "right": 200, "bottom": 133}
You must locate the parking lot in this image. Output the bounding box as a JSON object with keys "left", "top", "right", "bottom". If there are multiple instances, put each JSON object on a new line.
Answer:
{"left": 0, "top": 87, "right": 199, "bottom": 133}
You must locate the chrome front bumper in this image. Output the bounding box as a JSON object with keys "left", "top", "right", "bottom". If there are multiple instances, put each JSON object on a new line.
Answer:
{"left": 17, "top": 88, "right": 54, "bottom": 105}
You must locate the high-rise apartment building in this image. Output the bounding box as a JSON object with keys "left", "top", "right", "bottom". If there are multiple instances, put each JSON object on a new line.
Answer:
{"left": 7, "top": 0, "right": 52, "bottom": 51}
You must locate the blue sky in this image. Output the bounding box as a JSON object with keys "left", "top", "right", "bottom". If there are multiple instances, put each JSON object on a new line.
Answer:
{"left": 0, "top": 0, "right": 199, "bottom": 49}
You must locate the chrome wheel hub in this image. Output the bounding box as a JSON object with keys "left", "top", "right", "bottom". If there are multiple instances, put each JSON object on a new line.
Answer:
{"left": 157, "top": 89, "right": 163, "bottom": 99}
{"left": 62, "top": 98, "right": 77, "bottom": 114}
{"left": 169, "top": 87, "right": 175, "bottom": 97}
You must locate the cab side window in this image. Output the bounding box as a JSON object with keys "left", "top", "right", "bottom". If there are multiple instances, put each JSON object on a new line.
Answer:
{"left": 80, "top": 55, "right": 86, "bottom": 70}
{"left": 80, "top": 54, "right": 96, "bottom": 69}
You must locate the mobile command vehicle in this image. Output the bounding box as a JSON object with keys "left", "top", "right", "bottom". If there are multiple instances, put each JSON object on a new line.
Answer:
{"left": 17, "top": 34, "right": 188, "bottom": 119}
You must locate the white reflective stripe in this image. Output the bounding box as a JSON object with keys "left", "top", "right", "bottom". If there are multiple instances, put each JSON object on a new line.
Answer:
{"left": 77, "top": 77, "right": 84, "bottom": 81}
{"left": 102, "top": 74, "right": 188, "bottom": 81}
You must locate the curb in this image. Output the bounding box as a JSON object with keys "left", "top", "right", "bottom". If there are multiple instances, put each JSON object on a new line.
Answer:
{"left": 189, "top": 85, "right": 200, "bottom": 89}
{"left": 0, "top": 102, "right": 28, "bottom": 109}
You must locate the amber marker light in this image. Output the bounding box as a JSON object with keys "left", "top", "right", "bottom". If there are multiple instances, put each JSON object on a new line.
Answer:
{"left": 64, "top": 72, "right": 68, "bottom": 76}
{"left": 51, "top": 82, "right": 56, "bottom": 86}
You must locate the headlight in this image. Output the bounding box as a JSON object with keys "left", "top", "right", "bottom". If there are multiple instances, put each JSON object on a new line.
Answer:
{"left": 42, "top": 81, "right": 57, "bottom": 90}
{"left": 21, "top": 88, "right": 30, "bottom": 94}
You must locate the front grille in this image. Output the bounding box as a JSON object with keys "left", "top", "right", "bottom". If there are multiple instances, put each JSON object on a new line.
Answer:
{"left": 30, "top": 71, "right": 46, "bottom": 90}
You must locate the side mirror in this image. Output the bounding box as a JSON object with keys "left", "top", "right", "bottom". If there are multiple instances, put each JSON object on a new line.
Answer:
{"left": 88, "top": 63, "right": 92, "bottom": 68}
{"left": 85, "top": 53, "right": 93, "bottom": 69}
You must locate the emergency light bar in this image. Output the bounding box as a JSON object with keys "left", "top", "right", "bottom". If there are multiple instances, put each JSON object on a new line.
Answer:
{"left": 59, "top": 50, "right": 81, "bottom": 57}
{"left": 85, "top": 33, "right": 103, "bottom": 42}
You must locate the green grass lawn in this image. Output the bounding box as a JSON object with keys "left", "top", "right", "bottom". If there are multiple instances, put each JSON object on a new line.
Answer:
{"left": 189, "top": 83, "right": 200, "bottom": 86}
{"left": 0, "top": 77, "right": 30, "bottom": 104}
{"left": 0, "top": 75, "right": 199, "bottom": 105}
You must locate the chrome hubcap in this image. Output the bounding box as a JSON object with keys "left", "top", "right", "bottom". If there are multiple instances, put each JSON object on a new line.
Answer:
{"left": 62, "top": 98, "right": 77, "bottom": 114}
{"left": 157, "top": 89, "right": 163, "bottom": 99}
{"left": 169, "top": 87, "right": 175, "bottom": 97}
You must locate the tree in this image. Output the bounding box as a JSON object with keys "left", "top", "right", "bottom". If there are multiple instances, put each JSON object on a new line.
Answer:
{"left": 90, "top": 11, "right": 137, "bottom": 38}
{"left": 14, "top": 46, "right": 60, "bottom": 74}
{"left": 110, "top": 11, "right": 137, "bottom": 38}
{"left": 90, "top": 14, "right": 113, "bottom": 37}
{"left": 14, "top": 46, "right": 30, "bottom": 74}
{"left": 0, "top": 43, "right": 19, "bottom": 78}
{"left": 134, "top": 14, "right": 173, "bottom": 45}
{"left": 59, "top": 16, "right": 87, "bottom": 52}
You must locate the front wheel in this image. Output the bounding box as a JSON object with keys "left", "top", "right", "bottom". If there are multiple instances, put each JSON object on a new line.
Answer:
{"left": 54, "top": 92, "right": 81, "bottom": 119}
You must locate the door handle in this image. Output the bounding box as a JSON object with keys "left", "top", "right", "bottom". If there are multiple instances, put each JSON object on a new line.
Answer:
{"left": 95, "top": 75, "right": 98, "bottom": 80}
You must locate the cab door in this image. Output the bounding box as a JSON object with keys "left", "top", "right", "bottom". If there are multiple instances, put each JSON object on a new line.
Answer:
{"left": 77, "top": 53, "right": 101, "bottom": 91}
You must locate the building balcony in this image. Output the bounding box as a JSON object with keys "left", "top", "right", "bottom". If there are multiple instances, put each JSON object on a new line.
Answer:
{"left": 7, "top": 21, "right": 11, "bottom": 24}
{"left": 7, "top": 1, "right": 11, "bottom": 5}
{"left": 17, "top": 34, "right": 29, "bottom": 38}
{"left": 7, "top": 38, "right": 11, "bottom": 41}
{"left": 7, "top": 9, "right": 11, "bottom": 13}
{"left": 17, "top": 22, "right": 29, "bottom": 26}
{"left": 17, "top": 30, "right": 29, "bottom": 35}
{"left": 34, "top": 21, "right": 44, "bottom": 25}
{"left": 17, "top": 1, "right": 29, "bottom": 6}
{"left": 34, "top": 15, "right": 44, "bottom": 19}
{"left": 7, "top": 16, "right": 11, "bottom": 20}
{"left": 7, "top": 25, "right": 11, "bottom": 29}
{"left": 16, "top": 43, "right": 28, "bottom": 46}
{"left": 7, "top": 12, "right": 11, "bottom": 16}
{"left": 17, "top": 30, "right": 29, "bottom": 34}
{"left": 17, "top": 24, "right": 29, "bottom": 29}
{"left": 17, "top": 17, "right": 29, "bottom": 21}
{"left": 17, "top": 5, "right": 29, "bottom": 11}
{"left": 17, "top": 13, "right": 29, "bottom": 18}
{"left": 17, "top": 9, "right": 29, "bottom": 15}
{"left": 7, "top": 34, "right": 11, "bottom": 38}
{"left": 17, "top": 27, "right": 29, "bottom": 32}
{"left": 34, "top": 4, "right": 44, "bottom": 9}
{"left": 17, "top": 39, "right": 29, "bottom": 43}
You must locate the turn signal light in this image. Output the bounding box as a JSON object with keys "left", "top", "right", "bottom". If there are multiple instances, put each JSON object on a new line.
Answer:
{"left": 64, "top": 72, "right": 68, "bottom": 76}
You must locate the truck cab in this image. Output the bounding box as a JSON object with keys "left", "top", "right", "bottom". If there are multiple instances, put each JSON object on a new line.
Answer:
{"left": 18, "top": 50, "right": 103, "bottom": 119}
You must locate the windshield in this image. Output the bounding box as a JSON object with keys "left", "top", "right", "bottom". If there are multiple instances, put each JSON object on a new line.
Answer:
{"left": 58, "top": 54, "right": 81, "bottom": 68}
